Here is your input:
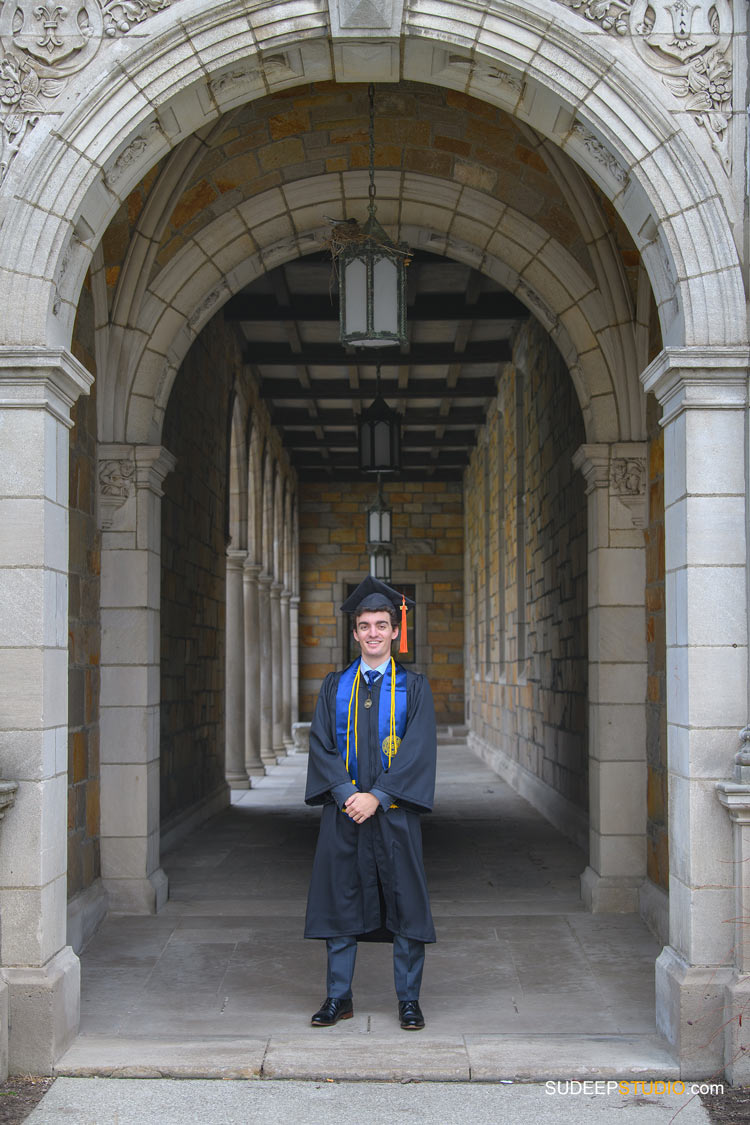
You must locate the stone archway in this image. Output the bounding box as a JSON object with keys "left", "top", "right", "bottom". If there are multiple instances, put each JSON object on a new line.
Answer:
{"left": 0, "top": 0, "right": 745, "bottom": 1079}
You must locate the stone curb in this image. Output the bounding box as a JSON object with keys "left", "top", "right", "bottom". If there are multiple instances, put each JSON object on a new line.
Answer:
{"left": 55, "top": 1033, "right": 679, "bottom": 1083}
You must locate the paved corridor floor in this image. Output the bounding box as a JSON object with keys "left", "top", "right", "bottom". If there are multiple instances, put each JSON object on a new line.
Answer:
{"left": 61, "top": 738, "right": 675, "bottom": 1082}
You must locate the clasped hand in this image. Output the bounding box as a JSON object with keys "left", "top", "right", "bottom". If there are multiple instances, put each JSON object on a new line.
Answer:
{"left": 344, "top": 792, "right": 380, "bottom": 824}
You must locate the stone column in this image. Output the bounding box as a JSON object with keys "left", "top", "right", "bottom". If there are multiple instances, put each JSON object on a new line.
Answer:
{"left": 716, "top": 763, "right": 750, "bottom": 1085}
{"left": 243, "top": 561, "right": 265, "bottom": 779}
{"left": 642, "top": 346, "right": 748, "bottom": 1078}
{"left": 257, "top": 572, "right": 275, "bottom": 767}
{"left": 98, "top": 443, "right": 176, "bottom": 914}
{"left": 280, "top": 588, "right": 292, "bottom": 747}
{"left": 290, "top": 594, "right": 300, "bottom": 731}
{"left": 270, "top": 581, "right": 285, "bottom": 758}
{"left": 573, "top": 442, "right": 648, "bottom": 913}
{"left": 0, "top": 348, "right": 92, "bottom": 1072}
{"left": 224, "top": 549, "right": 248, "bottom": 788}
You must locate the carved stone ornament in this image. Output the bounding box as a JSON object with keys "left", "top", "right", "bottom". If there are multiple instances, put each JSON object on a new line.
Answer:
{"left": 571, "top": 120, "right": 629, "bottom": 187}
{"left": 611, "top": 456, "right": 646, "bottom": 526}
{"left": 441, "top": 53, "right": 526, "bottom": 98}
{"left": 0, "top": 0, "right": 174, "bottom": 187}
{"left": 553, "top": 0, "right": 734, "bottom": 171}
{"left": 611, "top": 456, "right": 645, "bottom": 495}
{"left": 99, "top": 455, "right": 135, "bottom": 527}
{"left": 104, "top": 120, "right": 164, "bottom": 188}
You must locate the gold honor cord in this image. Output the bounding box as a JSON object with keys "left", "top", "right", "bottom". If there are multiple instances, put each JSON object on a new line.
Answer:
{"left": 388, "top": 656, "right": 396, "bottom": 766}
{"left": 345, "top": 668, "right": 360, "bottom": 782}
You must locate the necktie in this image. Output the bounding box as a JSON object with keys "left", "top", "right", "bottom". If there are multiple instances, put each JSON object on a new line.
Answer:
{"left": 365, "top": 670, "right": 380, "bottom": 689}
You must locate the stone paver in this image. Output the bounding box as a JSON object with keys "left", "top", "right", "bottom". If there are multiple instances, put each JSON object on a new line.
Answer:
{"left": 59, "top": 742, "right": 673, "bottom": 1083}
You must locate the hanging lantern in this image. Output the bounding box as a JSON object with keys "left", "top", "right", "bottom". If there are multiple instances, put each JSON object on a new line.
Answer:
{"left": 331, "top": 84, "right": 410, "bottom": 349}
{"left": 359, "top": 380, "right": 401, "bottom": 473}
{"left": 339, "top": 211, "right": 408, "bottom": 348}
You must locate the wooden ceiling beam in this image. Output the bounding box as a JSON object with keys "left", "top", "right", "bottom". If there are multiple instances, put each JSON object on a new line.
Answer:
{"left": 260, "top": 377, "right": 497, "bottom": 400}
{"left": 226, "top": 291, "right": 529, "bottom": 323}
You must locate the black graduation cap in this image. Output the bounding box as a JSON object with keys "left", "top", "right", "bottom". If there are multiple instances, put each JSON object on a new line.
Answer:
{"left": 340, "top": 576, "right": 415, "bottom": 653}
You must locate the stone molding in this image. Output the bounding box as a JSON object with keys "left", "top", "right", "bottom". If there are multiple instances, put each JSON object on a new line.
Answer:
{"left": 640, "top": 346, "right": 750, "bottom": 424}
{"left": 0, "top": 347, "right": 93, "bottom": 426}
{"left": 572, "top": 443, "right": 610, "bottom": 493}
{"left": 0, "top": 780, "right": 17, "bottom": 822}
{"left": 716, "top": 782, "right": 750, "bottom": 826}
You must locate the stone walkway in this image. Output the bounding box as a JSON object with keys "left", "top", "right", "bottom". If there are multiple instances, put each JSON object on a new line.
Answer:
{"left": 58, "top": 738, "right": 675, "bottom": 1081}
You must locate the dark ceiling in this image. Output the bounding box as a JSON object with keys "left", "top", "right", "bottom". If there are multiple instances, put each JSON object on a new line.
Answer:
{"left": 226, "top": 251, "right": 530, "bottom": 482}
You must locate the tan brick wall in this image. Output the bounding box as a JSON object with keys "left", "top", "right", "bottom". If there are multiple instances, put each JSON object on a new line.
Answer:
{"left": 68, "top": 277, "right": 101, "bottom": 899}
{"left": 465, "top": 320, "right": 588, "bottom": 809}
{"left": 299, "top": 480, "right": 464, "bottom": 724}
{"left": 645, "top": 394, "right": 668, "bottom": 890}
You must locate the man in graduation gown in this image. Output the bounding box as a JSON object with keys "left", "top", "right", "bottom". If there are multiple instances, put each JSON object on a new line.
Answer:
{"left": 304, "top": 576, "right": 437, "bottom": 1031}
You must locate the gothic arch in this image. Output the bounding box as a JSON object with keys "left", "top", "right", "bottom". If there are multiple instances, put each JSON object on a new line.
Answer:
{"left": 0, "top": 0, "right": 741, "bottom": 371}
{"left": 101, "top": 167, "right": 637, "bottom": 444}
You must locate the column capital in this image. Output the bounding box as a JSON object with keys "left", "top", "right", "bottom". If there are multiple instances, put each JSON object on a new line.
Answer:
{"left": 98, "top": 443, "right": 175, "bottom": 529}
{"left": 243, "top": 560, "right": 262, "bottom": 580}
{"left": 270, "top": 580, "right": 283, "bottom": 597}
{"left": 716, "top": 782, "right": 750, "bottom": 826}
{"left": 134, "top": 445, "right": 177, "bottom": 495}
{"left": 0, "top": 346, "right": 93, "bottom": 427}
{"left": 572, "top": 443, "right": 610, "bottom": 493}
{"left": 226, "top": 548, "right": 247, "bottom": 570}
{"left": 641, "top": 346, "right": 749, "bottom": 425}
{"left": 257, "top": 571, "right": 272, "bottom": 588}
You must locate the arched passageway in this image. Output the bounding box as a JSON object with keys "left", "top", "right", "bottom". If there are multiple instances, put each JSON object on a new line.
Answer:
{"left": 0, "top": 0, "right": 746, "bottom": 1085}
{"left": 69, "top": 739, "right": 665, "bottom": 1077}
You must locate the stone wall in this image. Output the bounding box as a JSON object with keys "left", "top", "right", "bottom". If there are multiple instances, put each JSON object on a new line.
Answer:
{"left": 466, "top": 321, "right": 588, "bottom": 831}
{"left": 160, "top": 318, "right": 234, "bottom": 827}
{"left": 67, "top": 278, "right": 100, "bottom": 901}
{"left": 299, "top": 481, "right": 464, "bottom": 724}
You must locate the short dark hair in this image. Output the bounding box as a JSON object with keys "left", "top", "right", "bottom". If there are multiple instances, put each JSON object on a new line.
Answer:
{"left": 353, "top": 600, "right": 399, "bottom": 629}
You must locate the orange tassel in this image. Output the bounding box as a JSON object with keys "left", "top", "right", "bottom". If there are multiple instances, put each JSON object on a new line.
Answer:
{"left": 398, "top": 596, "right": 408, "bottom": 653}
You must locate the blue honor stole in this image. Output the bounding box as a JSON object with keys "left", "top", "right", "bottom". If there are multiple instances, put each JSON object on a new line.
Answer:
{"left": 335, "top": 658, "right": 407, "bottom": 785}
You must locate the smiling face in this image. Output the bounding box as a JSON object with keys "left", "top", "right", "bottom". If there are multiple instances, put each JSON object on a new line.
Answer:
{"left": 353, "top": 609, "right": 399, "bottom": 668}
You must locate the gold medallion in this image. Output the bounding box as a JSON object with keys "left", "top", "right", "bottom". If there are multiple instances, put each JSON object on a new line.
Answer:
{"left": 381, "top": 734, "right": 401, "bottom": 755}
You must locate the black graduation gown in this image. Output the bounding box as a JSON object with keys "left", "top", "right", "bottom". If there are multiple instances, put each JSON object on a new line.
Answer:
{"left": 304, "top": 666, "right": 437, "bottom": 944}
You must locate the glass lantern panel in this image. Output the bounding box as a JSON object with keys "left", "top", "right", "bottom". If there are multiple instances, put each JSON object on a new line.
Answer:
{"left": 373, "top": 420, "right": 392, "bottom": 467}
{"left": 372, "top": 256, "right": 399, "bottom": 335}
{"left": 343, "top": 257, "right": 367, "bottom": 336}
{"left": 368, "top": 507, "right": 392, "bottom": 543}
{"left": 370, "top": 552, "right": 391, "bottom": 581}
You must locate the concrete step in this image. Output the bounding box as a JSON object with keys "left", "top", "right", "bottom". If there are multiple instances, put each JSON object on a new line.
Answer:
{"left": 56, "top": 1032, "right": 678, "bottom": 1083}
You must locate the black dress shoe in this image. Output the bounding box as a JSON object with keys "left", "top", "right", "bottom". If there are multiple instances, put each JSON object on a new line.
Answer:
{"left": 311, "top": 997, "right": 354, "bottom": 1027}
{"left": 398, "top": 1000, "right": 425, "bottom": 1030}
